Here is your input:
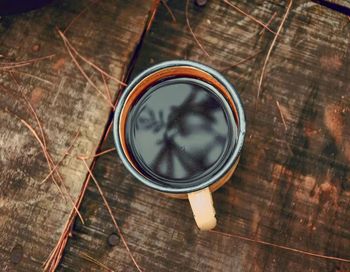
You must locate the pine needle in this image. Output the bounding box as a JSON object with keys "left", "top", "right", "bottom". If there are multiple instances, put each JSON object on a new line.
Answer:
{"left": 11, "top": 72, "right": 63, "bottom": 185}
{"left": 210, "top": 230, "right": 350, "bottom": 263}
{"left": 223, "top": 0, "right": 276, "bottom": 34}
{"left": 19, "top": 118, "right": 66, "bottom": 199}
{"left": 81, "top": 158, "right": 143, "bottom": 272}
{"left": 103, "top": 120, "right": 114, "bottom": 143}
{"left": 44, "top": 161, "right": 95, "bottom": 271}
{"left": 6, "top": 75, "right": 85, "bottom": 223}
{"left": 79, "top": 147, "right": 116, "bottom": 160}
{"left": 222, "top": 50, "right": 263, "bottom": 72}
{"left": 147, "top": 5, "right": 158, "bottom": 33}
{"left": 257, "top": 0, "right": 293, "bottom": 99}
{"left": 102, "top": 73, "right": 114, "bottom": 110}
{"left": 185, "top": 0, "right": 210, "bottom": 57}
{"left": 9, "top": 70, "right": 54, "bottom": 86}
{"left": 59, "top": 30, "right": 126, "bottom": 86}
{"left": 64, "top": 0, "right": 102, "bottom": 33}
{"left": 0, "top": 54, "right": 55, "bottom": 70}
{"left": 57, "top": 29, "right": 114, "bottom": 108}
{"left": 161, "top": 0, "right": 176, "bottom": 23}
{"left": 276, "top": 100, "right": 287, "bottom": 131}
{"left": 19, "top": 118, "right": 84, "bottom": 224}
{"left": 259, "top": 12, "right": 277, "bottom": 35}
{"left": 41, "top": 130, "right": 80, "bottom": 184}
{"left": 79, "top": 252, "right": 115, "bottom": 272}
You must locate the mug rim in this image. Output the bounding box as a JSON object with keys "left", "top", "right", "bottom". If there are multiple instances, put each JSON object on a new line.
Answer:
{"left": 113, "top": 60, "right": 246, "bottom": 194}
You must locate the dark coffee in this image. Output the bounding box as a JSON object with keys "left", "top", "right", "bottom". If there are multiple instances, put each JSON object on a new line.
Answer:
{"left": 126, "top": 78, "right": 238, "bottom": 188}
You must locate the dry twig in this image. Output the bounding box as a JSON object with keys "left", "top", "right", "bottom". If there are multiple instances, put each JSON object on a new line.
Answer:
{"left": 81, "top": 159, "right": 143, "bottom": 272}
{"left": 210, "top": 230, "right": 350, "bottom": 263}
{"left": 257, "top": 0, "right": 293, "bottom": 99}
{"left": 185, "top": 0, "right": 210, "bottom": 57}
{"left": 223, "top": 0, "right": 276, "bottom": 34}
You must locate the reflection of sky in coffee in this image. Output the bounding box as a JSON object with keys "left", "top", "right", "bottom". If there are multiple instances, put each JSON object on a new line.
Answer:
{"left": 126, "top": 78, "right": 237, "bottom": 188}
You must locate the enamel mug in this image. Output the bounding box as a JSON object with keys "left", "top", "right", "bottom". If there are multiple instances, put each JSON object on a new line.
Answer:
{"left": 113, "top": 60, "right": 246, "bottom": 230}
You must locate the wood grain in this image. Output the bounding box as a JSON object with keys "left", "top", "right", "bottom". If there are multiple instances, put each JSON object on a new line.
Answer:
{"left": 58, "top": 0, "right": 350, "bottom": 271}
{"left": 0, "top": 0, "right": 152, "bottom": 271}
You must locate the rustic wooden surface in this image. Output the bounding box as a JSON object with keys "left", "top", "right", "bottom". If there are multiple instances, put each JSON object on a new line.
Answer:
{"left": 1, "top": 0, "right": 349, "bottom": 271}
{"left": 0, "top": 0, "right": 153, "bottom": 271}
{"left": 58, "top": 0, "right": 350, "bottom": 271}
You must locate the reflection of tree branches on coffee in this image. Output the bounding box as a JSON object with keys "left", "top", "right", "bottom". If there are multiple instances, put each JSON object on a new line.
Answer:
{"left": 151, "top": 132, "right": 227, "bottom": 180}
{"left": 145, "top": 89, "right": 227, "bottom": 179}
{"left": 151, "top": 135, "right": 202, "bottom": 178}
{"left": 167, "top": 91, "right": 220, "bottom": 135}
{"left": 136, "top": 108, "right": 165, "bottom": 133}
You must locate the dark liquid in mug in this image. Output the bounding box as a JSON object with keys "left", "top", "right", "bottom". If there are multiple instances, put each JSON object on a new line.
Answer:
{"left": 126, "top": 78, "right": 238, "bottom": 188}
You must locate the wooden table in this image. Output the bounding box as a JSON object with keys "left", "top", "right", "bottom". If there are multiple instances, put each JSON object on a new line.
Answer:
{"left": 0, "top": 0, "right": 153, "bottom": 270}
{"left": 1, "top": 0, "right": 349, "bottom": 271}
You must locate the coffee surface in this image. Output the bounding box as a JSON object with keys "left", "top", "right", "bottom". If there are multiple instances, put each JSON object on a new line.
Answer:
{"left": 126, "top": 78, "right": 237, "bottom": 188}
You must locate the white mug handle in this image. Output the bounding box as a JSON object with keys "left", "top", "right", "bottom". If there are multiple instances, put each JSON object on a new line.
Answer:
{"left": 188, "top": 187, "right": 216, "bottom": 230}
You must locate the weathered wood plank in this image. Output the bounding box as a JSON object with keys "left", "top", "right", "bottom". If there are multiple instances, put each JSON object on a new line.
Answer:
{"left": 0, "top": 0, "right": 153, "bottom": 271}
{"left": 60, "top": 0, "right": 350, "bottom": 271}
